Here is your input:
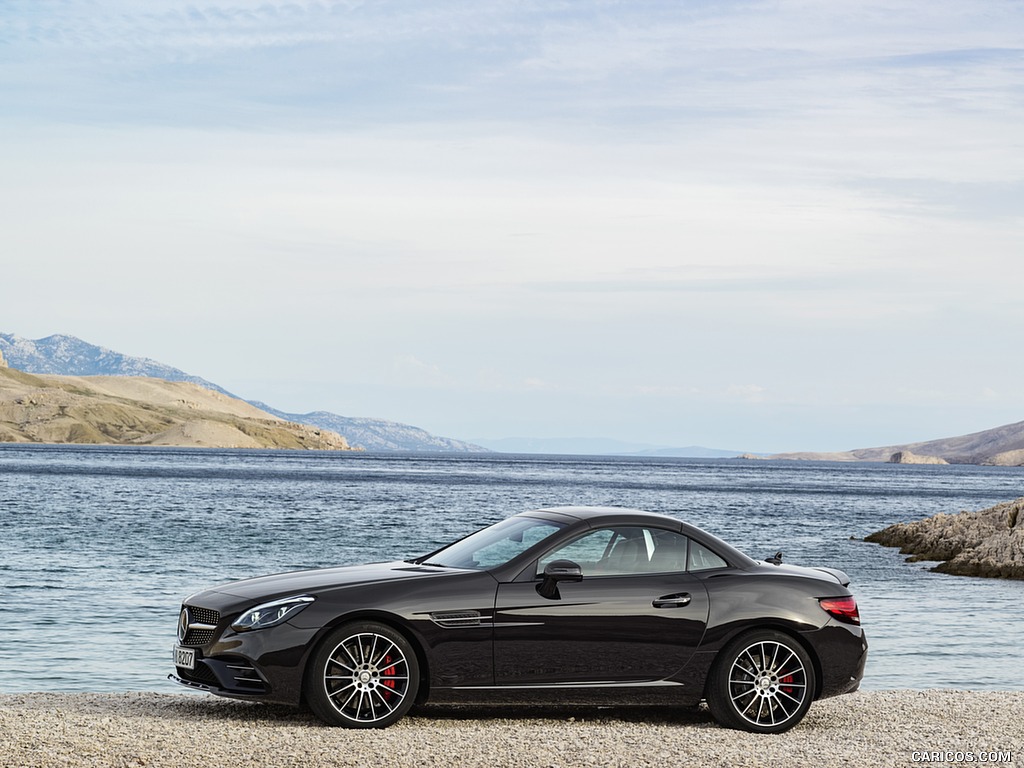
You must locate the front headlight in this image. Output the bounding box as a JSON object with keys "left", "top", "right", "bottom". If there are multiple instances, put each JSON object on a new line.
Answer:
{"left": 231, "top": 595, "right": 315, "bottom": 631}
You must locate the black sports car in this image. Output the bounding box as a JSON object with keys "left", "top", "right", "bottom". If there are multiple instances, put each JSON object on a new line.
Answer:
{"left": 170, "top": 506, "right": 866, "bottom": 733}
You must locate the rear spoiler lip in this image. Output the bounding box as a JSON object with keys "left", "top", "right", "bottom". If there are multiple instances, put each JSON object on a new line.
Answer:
{"left": 812, "top": 566, "right": 851, "bottom": 587}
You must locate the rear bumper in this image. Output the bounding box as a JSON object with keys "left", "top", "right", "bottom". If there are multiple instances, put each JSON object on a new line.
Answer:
{"left": 808, "top": 623, "right": 868, "bottom": 699}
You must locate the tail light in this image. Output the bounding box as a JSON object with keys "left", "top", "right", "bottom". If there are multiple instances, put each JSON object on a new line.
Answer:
{"left": 819, "top": 596, "right": 860, "bottom": 625}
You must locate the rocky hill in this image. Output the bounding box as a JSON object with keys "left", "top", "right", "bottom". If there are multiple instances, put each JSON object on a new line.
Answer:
{"left": 772, "top": 419, "right": 1024, "bottom": 466}
{"left": 866, "top": 497, "right": 1024, "bottom": 579}
{"left": 251, "top": 404, "right": 487, "bottom": 453}
{"left": 0, "top": 365, "right": 354, "bottom": 450}
{"left": 0, "top": 333, "right": 228, "bottom": 393}
{"left": 0, "top": 333, "right": 486, "bottom": 452}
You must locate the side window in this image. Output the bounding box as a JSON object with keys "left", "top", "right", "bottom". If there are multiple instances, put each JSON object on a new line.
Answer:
{"left": 647, "top": 529, "right": 689, "bottom": 572}
{"left": 538, "top": 527, "right": 692, "bottom": 577}
{"left": 537, "top": 529, "right": 616, "bottom": 576}
{"left": 688, "top": 540, "right": 728, "bottom": 572}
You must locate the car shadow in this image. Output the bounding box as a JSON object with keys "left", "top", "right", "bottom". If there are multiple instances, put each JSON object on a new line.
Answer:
{"left": 149, "top": 695, "right": 715, "bottom": 728}
{"left": 410, "top": 702, "right": 715, "bottom": 727}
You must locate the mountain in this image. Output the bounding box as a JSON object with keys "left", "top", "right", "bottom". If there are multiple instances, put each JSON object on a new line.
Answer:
{"left": 0, "top": 333, "right": 230, "bottom": 394}
{"left": 772, "top": 419, "right": 1024, "bottom": 466}
{"left": 0, "top": 332, "right": 486, "bottom": 452}
{"left": 470, "top": 436, "right": 743, "bottom": 457}
{"left": 0, "top": 364, "right": 353, "bottom": 450}
{"left": 252, "top": 404, "right": 488, "bottom": 453}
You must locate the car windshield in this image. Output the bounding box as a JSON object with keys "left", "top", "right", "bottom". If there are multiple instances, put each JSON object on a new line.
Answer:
{"left": 419, "top": 516, "right": 566, "bottom": 570}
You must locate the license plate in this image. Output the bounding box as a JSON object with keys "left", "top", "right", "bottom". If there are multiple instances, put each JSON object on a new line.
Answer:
{"left": 173, "top": 645, "right": 196, "bottom": 670}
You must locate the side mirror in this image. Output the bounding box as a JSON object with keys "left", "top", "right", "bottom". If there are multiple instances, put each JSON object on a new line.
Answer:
{"left": 537, "top": 559, "right": 583, "bottom": 600}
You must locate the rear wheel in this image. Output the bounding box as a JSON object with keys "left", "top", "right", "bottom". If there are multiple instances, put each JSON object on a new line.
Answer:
{"left": 306, "top": 621, "right": 420, "bottom": 728}
{"left": 706, "top": 629, "right": 815, "bottom": 734}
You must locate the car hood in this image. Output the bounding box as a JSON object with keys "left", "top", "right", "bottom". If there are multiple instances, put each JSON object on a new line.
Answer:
{"left": 203, "top": 560, "right": 459, "bottom": 601}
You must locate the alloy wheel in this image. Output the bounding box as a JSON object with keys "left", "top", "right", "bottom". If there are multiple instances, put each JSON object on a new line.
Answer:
{"left": 324, "top": 631, "right": 412, "bottom": 723}
{"left": 706, "top": 629, "right": 816, "bottom": 734}
{"left": 727, "top": 639, "right": 809, "bottom": 728}
{"left": 307, "top": 622, "right": 419, "bottom": 728}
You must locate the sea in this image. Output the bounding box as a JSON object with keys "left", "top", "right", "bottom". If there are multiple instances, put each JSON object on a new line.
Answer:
{"left": 1, "top": 444, "right": 1022, "bottom": 694}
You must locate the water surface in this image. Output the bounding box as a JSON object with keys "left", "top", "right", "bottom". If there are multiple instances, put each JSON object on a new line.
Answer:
{"left": 1, "top": 445, "right": 1021, "bottom": 692}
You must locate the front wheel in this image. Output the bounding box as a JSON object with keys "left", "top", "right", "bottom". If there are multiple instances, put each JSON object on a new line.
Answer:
{"left": 706, "top": 629, "right": 815, "bottom": 734}
{"left": 306, "top": 621, "right": 420, "bottom": 728}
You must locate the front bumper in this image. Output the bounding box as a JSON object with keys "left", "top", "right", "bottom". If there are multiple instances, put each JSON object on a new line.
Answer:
{"left": 170, "top": 612, "right": 321, "bottom": 706}
{"left": 169, "top": 652, "right": 268, "bottom": 697}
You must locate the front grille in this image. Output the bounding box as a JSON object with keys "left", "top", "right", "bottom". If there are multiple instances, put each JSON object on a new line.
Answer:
{"left": 181, "top": 605, "right": 221, "bottom": 646}
{"left": 184, "top": 627, "right": 216, "bottom": 645}
{"left": 188, "top": 606, "right": 220, "bottom": 626}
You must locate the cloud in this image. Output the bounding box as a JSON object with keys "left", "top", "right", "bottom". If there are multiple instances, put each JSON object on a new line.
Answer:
{"left": 391, "top": 355, "right": 453, "bottom": 388}
{"left": 3, "top": 0, "right": 1024, "bottom": 447}
{"left": 725, "top": 384, "right": 768, "bottom": 404}
{"left": 4, "top": 0, "right": 1022, "bottom": 136}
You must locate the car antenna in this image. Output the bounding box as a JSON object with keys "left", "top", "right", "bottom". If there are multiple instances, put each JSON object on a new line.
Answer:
{"left": 765, "top": 551, "right": 783, "bottom": 565}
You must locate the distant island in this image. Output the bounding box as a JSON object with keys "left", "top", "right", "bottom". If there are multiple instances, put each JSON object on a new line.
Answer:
{"left": 0, "top": 353, "right": 354, "bottom": 450}
{"left": 469, "top": 436, "right": 745, "bottom": 457}
{"left": 769, "top": 420, "right": 1024, "bottom": 467}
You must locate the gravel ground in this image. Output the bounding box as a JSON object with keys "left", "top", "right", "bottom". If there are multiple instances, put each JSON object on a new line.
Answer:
{"left": 0, "top": 691, "right": 1021, "bottom": 768}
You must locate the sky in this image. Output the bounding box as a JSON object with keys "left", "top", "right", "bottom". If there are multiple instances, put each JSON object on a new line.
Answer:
{"left": 1, "top": 1, "right": 1023, "bottom": 452}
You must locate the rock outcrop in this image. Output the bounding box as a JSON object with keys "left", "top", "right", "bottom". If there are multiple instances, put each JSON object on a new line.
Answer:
{"left": 888, "top": 450, "right": 948, "bottom": 465}
{"left": 0, "top": 347, "right": 6, "bottom": 368}
{"left": 865, "top": 498, "right": 1024, "bottom": 579}
{"left": 985, "top": 449, "right": 1024, "bottom": 466}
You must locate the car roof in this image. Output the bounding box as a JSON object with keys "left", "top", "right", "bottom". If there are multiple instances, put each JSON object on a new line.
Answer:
{"left": 523, "top": 505, "right": 758, "bottom": 569}
{"left": 531, "top": 505, "right": 683, "bottom": 525}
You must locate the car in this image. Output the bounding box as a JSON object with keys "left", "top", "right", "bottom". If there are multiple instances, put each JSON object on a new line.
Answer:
{"left": 170, "top": 506, "right": 867, "bottom": 733}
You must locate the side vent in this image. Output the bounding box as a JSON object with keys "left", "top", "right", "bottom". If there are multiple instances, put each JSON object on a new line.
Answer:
{"left": 429, "top": 610, "right": 488, "bottom": 628}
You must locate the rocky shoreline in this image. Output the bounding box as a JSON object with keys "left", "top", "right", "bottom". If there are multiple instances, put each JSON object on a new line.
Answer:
{"left": 866, "top": 497, "right": 1024, "bottom": 579}
{"left": 1, "top": 691, "right": 1021, "bottom": 767}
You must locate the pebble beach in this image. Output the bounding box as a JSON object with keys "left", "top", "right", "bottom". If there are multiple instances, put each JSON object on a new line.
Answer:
{"left": 1, "top": 691, "right": 1021, "bottom": 768}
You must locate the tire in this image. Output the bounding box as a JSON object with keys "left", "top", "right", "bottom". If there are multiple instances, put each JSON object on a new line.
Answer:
{"left": 306, "top": 621, "right": 420, "bottom": 728}
{"left": 706, "top": 629, "right": 815, "bottom": 734}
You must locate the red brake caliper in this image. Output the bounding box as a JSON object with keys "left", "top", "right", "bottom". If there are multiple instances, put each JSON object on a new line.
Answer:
{"left": 781, "top": 674, "right": 794, "bottom": 695}
{"left": 381, "top": 655, "right": 396, "bottom": 698}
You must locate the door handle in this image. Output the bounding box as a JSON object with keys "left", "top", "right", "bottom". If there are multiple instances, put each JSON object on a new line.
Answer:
{"left": 652, "top": 593, "right": 692, "bottom": 608}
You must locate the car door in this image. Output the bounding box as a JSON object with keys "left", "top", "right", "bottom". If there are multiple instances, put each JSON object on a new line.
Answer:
{"left": 493, "top": 526, "right": 710, "bottom": 685}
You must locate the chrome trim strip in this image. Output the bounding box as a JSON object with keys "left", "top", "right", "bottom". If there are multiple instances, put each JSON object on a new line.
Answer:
{"left": 167, "top": 673, "right": 214, "bottom": 693}
{"left": 451, "top": 680, "right": 684, "bottom": 690}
